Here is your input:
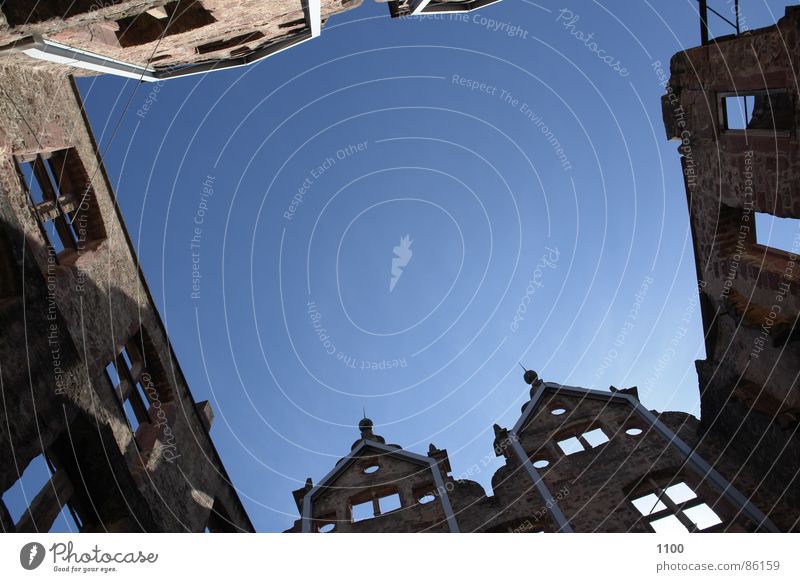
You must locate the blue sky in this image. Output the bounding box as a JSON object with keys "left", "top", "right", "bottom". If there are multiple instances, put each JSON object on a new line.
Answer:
{"left": 35, "top": 0, "right": 791, "bottom": 532}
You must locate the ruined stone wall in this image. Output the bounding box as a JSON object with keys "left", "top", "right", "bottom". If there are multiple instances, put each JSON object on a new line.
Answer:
{"left": 0, "top": 0, "right": 363, "bottom": 71}
{"left": 663, "top": 6, "right": 800, "bottom": 524}
{"left": 0, "top": 63, "right": 252, "bottom": 532}
{"left": 289, "top": 379, "right": 790, "bottom": 533}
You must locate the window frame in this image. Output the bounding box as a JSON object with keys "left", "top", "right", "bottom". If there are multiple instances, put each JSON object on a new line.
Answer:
{"left": 630, "top": 477, "right": 724, "bottom": 533}
{"left": 717, "top": 89, "right": 793, "bottom": 137}
{"left": 14, "top": 149, "right": 106, "bottom": 264}
{"left": 106, "top": 332, "right": 153, "bottom": 440}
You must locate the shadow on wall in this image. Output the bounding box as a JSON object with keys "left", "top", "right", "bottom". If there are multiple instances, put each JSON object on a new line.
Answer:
{"left": 0, "top": 214, "right": 177, "bottom": 532}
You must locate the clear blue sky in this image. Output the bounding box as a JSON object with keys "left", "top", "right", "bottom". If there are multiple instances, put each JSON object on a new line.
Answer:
{"left": 61, "top": 0, "right": 794, "bottom": 532}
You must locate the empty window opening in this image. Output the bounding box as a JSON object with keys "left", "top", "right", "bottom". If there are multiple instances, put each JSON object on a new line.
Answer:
{"left": 631, "top": 479, "right": 723, "bottom": 533}
{"left": 721, "top": 90, "right": 792, "bottom": 132}
{"left": 755, "top": 212, "right": 800, "bottom": 254}
{"left": 350, "top": 491, "right": 402, "bottom": 522}
{"left": 49, "top": 503, "right": 83, "bottom": 533}
{"left": 116, "top": 1, "right": 217, "bottom": 48}
{"left": 1, "top": 455, "right": 51, "bottom": 525}
{"left": 362, "top": 464, "right": 380, "bottom": 474}
{"left": 626, "top": 427, "right": 644, "bottom": 436}
{"left": 106, "top": 330, "right": 164, "bottom": 437}
{"left": 14, "top": 149, "right": 106, "bottom": 261}
{"left": 557, "top": 436, "right": 584, "bottom": 456}
{"left": 418, "top": 494, "right": 436, "bottom": 504}
{"left": 664, "top": 482, "right": 696, "bottom": 504}
{"left": 683, "top": 504, "right": 723, "bottom": 530}
{"left": 350, "top": 500, "right": 374, "bottom": 522}
{"left": 532, "top": 459, "right": 550, "bottom": 469}
{"left": 649, "top": 513, "right": 689, "bottom": 534}
{"left": 378, "top": 493, "right": 402, "bottom": 514}
{"left": 104, "top": 362, "right": 120, "bottom": 391}
{"left": 557, "top": 426, "right": 610, "bottom": 456}
{"left": 582, "top": 428, "right": 609, "bottom": 447}
{"left": 2, "top": 452, "right": 79, "bottom": 532}
{"left": 550, "top": 407, "right": 567, "bottom": 416}
{"left": 318, "top": 522, "right": 336, "bottom": 533}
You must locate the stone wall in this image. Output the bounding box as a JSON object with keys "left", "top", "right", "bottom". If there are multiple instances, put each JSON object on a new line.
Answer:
{"left": 662, "top": 6, "right": 800, "bottom": 525}
{"left": 0, "top": 63, "right": 252, "bottom": 532}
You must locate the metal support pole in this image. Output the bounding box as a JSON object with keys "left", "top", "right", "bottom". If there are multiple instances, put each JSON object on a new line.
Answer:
{"left": 699, "top": 0, "right": 710, "bottom": 45}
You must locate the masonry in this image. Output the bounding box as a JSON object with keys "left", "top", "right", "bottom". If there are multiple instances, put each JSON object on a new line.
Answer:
{"left": 662, "top": 5, "right": 800, "bottom": 528}
{"left": 0, "top": 62, "right": 252, "bottom": 532}
{"left": 287, "top": 371, "right": 794, "bottom": 533}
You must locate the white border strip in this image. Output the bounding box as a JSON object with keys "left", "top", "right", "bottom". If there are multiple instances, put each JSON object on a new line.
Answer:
{"left": 305, "top": 0, "right": 322, "bottom": 37}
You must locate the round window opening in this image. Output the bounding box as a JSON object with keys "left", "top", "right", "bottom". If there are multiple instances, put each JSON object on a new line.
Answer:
{"left": 550, "top": 407, "right": 566, "bottom": 416}
{"left": 626, "top": 428, "right": 643, "bottom": 436}
{"left": 532, "top": 459, "right": 550, "bottom": 469}
{"left": 318, "top": 523, "right": 336, "bottom": 533}
{"left": 418, "top": 494, "right": 436, "bottom": 504}
{"left": 362, "top": 464, "right": 380, "bottom": 474}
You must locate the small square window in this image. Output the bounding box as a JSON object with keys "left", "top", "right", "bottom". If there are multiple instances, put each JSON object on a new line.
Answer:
{"left": 379, "top": 493, "right": 402, "bottom": 514}
{"left": 683, "top": 503, "right": 723, "bottom": 531}
{"left": 582, "top": 428, "right": 609, "bottom": 448}
{"left": 557, "top": 436, "right": 584, "bottom": 456}
{"left": 721, "top": 90, "right": 792, "bottom": 132}
{"left": 649, "top": 514, "right": 689, "bottom": 534}
{"left": 755, "top": 212, "right": 800, "bottom": 253}
{"left": 351, "top": 500, "right": 374, "bottom": 522}
{"left": 723, "top": 95, "right": 755, "bottom": 130}
{"left": 664, "top": 482, "right": 696, "bottom": 505}
{"left": 631, "top": 493, "right": 667, "bottom": 516}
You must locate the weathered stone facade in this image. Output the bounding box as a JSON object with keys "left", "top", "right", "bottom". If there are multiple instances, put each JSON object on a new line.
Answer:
{"left": 0, "top": 62, "right": 252, "bottom": 532}
{"left": 0, "top": 1, "right": 501, "bottom": 79}
{"left": 662, "top": 5, "right": 800, "bottom": 528}
{"left": 0, "top": 1, "right": 361, "bottom": 72}
{"left": 287, "top": 372, "right": 791, "bottom": 533}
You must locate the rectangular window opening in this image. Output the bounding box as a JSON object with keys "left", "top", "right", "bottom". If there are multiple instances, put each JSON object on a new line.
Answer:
{"left": 683, "top": 503, "right": 723, "bottom": 531}
{"left": 14, "top": 150, "right": 104, "bottom": 259}
{"left": 122, "top": 399, "right": 140, "bottom": 433}
{"left": 663, "top": 482, "right": 696, "bottom": 505}
{"left": 631, "top": 493, "right": 667, "bottom": 516}
{"left": 351, "top": 500, "right": 374, "bottom": 523}
{"left": 557, "top": 436, "right": 584, "bottom": 456}
{"left": 649, "top": 513, "right": 690, "bottom": 534}
{"left": 136, "top": 383, "right": 151, "bottom": 412}
{"left": 582, "top": 427, "right": 610, "bottom": 448}
{"left": 633, "top": 478, "right": 725, "bottom": 533}
{"left": 755, "top": 212, "right": 800, "bottom": 253}
{"left": 721, "top": 90, "right": 792, "bottom": 132}
{"left": 378, "top": 493, "right": 402, "bottom": 514}
{"left": 0, "top": 454, "right": 51, "bottom": 525}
